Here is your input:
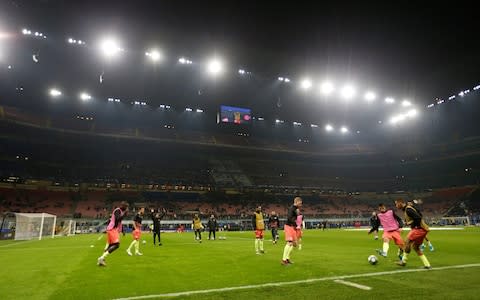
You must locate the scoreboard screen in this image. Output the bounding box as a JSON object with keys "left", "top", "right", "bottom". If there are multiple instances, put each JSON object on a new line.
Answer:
{"left": 218, "top": 105, "right": 252, "bottom": 125}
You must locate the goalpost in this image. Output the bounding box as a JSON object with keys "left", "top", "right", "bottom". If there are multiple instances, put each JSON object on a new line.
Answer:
{"left": 14, "top": 213, "right": 57, "bottom": 240}
{"left": 56, "top": 220, "right": 77, "bottom": 236}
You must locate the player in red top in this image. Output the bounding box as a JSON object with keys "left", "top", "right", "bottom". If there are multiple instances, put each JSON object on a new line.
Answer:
{"left": 97, "top": 201, "right": 128, "bottom": 266}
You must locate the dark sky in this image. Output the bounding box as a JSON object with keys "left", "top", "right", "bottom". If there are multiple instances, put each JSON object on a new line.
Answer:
{"left": 1, "top": 0, "right": 479, "bottom": 124}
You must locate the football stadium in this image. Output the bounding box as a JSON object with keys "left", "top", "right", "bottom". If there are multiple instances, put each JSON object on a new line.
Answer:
{"left": 1, "top": 1, "right": 479, "bottom": 299}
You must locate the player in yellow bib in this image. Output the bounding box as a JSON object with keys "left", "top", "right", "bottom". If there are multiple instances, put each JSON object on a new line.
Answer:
{"left": 252, "top": 206, "right": 265, "bottom": 254}
{"left": 192, "top": 214, "right": 203, "bottom": 243}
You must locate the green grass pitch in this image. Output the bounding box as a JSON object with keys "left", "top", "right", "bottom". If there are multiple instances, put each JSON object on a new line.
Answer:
{"left": 1, "top": 227, "right": 480, "bottom": 299}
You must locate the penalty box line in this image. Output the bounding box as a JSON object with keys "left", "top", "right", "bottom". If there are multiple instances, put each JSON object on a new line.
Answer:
{"left": 113, "top": 263, "right": 480, "bottom": 300}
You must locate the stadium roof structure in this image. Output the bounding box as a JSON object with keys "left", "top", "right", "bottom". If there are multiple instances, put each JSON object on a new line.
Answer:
{"left": 0, "top": 1, "right": 479, "bottom": 139}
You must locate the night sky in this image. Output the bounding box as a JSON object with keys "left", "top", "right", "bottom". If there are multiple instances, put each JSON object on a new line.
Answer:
{"left": 1, "top": 0, "right": 479, "bottom": 126}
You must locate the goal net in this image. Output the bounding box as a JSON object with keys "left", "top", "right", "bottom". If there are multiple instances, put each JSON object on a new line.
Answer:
{"left": 14, "top": 213, "right": 57, "bottom": 240}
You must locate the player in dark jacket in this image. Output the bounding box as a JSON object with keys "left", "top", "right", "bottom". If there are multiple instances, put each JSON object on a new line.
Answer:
{"left": 368, "top": 212, "right": 381, "bottom": 240}
{"left": 207, "top": 214, "right": 218, "bottom": 240}
{"left": 151, "top": 208, "right": 166, "bottom": 246}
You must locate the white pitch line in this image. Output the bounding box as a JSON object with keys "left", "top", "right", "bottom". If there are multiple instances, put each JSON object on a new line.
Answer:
{"left": 112, "top": 263, "right": 480, "bottom": 300}
{"left": 334, "top": 279, "right": 371, "bottom": 290}
{"left": 0, "top": 239, "right": 36, "bottom": 248}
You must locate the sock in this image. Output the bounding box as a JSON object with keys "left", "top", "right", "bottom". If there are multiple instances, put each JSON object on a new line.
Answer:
{"left": 402, "top": 252, "right": 408, "bottom": 263}
{"left": 283, "top": 244, "right": 293, "bottom": 260}
{"left": 104, "top": 242, "right": 109, "bottom": 251}
{"left": 134, "top": 240, "right": 139, "bottom": 253}
{"left": 255, "top": 239, "right": 259, "bottom": 252}
{"left": 259, "top": 239, "right": 264, "bottom": 251}
{"left": 286, "top": 244, "right": 294, "bottom": 259}
{"left": 419, "top": 254, "right": 431, "bottom": 267}
{"left": 127, "top": 240, "right": 135, "bottom": 252}
{"left": 100, "top": 251, "right": 110, "bottom": 259}
{"left": 383, "top": 242, "right": 389, "bottom": 255}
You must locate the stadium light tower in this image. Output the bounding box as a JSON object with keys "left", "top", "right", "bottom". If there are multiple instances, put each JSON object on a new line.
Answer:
{"left": 207, "top": 58, "right": 224, "bottom": 75}
{"left": 300, "top": 78, "right": 312, "bottom": 90}
{"left": 145, "top": 49, "right": 162, "bottom": 62}
{"left": 49, "top": 88, "right": 62, "bottom": 97}
{"left": 100, "top": 38, "right": 122, "bottom": 58}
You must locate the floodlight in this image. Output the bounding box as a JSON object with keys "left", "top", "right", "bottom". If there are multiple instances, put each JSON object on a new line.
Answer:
{"left": 340, "top": 126, "right": 349, "bottom": 133}
{"left": 364, "top": 91, "right": 376, "bottom": 102}
{"left": 401, "top": 100, "right": 412, "bottom": 107}
{"left": 320, "top": 81, "right": 334, "bottom": 95}
{"left": 146, "top": 49, "right": 162, "bottom": 62}
{"left": 300, "top": 78, "right": 312, "bottom": 90}
{"left": 207, "top": 58, "right": 223, "bottom": 75}
{"left": 406, "top": 109, "right": 418, "bottom": 117}
{"left": 100, "top": 38, "right": 122, "bottom": 57}
{"left": 49, "top": 88, "right": 62, "bottom": 97}
{"left": 179, "top": 57, "right": 192, "bottom": 64}
{"left": 341, "top": 85, "right": 355, "bottom": 99}
{"left": 325, "top": 124, "right": 334, "bottom": 132}
{"left": 385, "top": 97, "right": 395, "bottom": 104}
{"left": 80, "top": 92, "right": 92, "bottom": 101}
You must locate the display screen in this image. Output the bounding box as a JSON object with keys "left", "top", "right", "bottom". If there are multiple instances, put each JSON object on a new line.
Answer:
{"left": 218, "top": 105, "right": 252, "bottom": 124}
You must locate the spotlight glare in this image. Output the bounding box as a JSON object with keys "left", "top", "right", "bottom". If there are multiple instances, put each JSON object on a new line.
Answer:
{"left": 146, "top": 49, "right": 162, "bottom": 62}
{"left": 238, "top": 69, "right": 246, "bottom": 74}
{"left": 100, "top": 38, "right": 122, "bottom": 57}
{"left": 385, "top": 97, "right": 395, "bottom": 104}
{"left": 325, "top": 124, "right": 334, "bottom": 132}
{"left": 320, "top": 81, "right": 334, "bottom": 95}
{"left": 364, "top": 91, "right": 376, "bottom": 102}
{"left": 406, "top": 109, "right": 418, "bottom": 117}
{"left": 278, "top": 77, "right": 284, "bottom": 81}
{"left": 185, "top": 107, "right": 193, "bottom": 112}
{"left": 207, "top": 58, "right": 223, "bottom": 75}
{"left": 341, "top": 85, "right": 355, "bottom": 99}
{"left": 340, "top": 126, "right": 349, "bottom": 133}
{"left": 402, "top": 100, "right": 412, "bottom": 107}
{"left": 80, "top": 92, "right": 92, "bottom": 101}
{"left": 300, "top": 78, "right": 312, "bottom": 90}
{"left": 284, "top": 78, "right": 290, "bottom": 83}
{"left": 49, "top": 88, "right": 62, "bottom": 97}
{"left": 178, "top": 57, "right": 193, "bottom": 64}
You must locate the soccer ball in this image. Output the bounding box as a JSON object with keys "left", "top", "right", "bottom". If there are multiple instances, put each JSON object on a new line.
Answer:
{"left": 368, "top": 255, "right": 378, "bottom": 265}
{"left": 142, "top": 240, "right": 146, "bottom": 244}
